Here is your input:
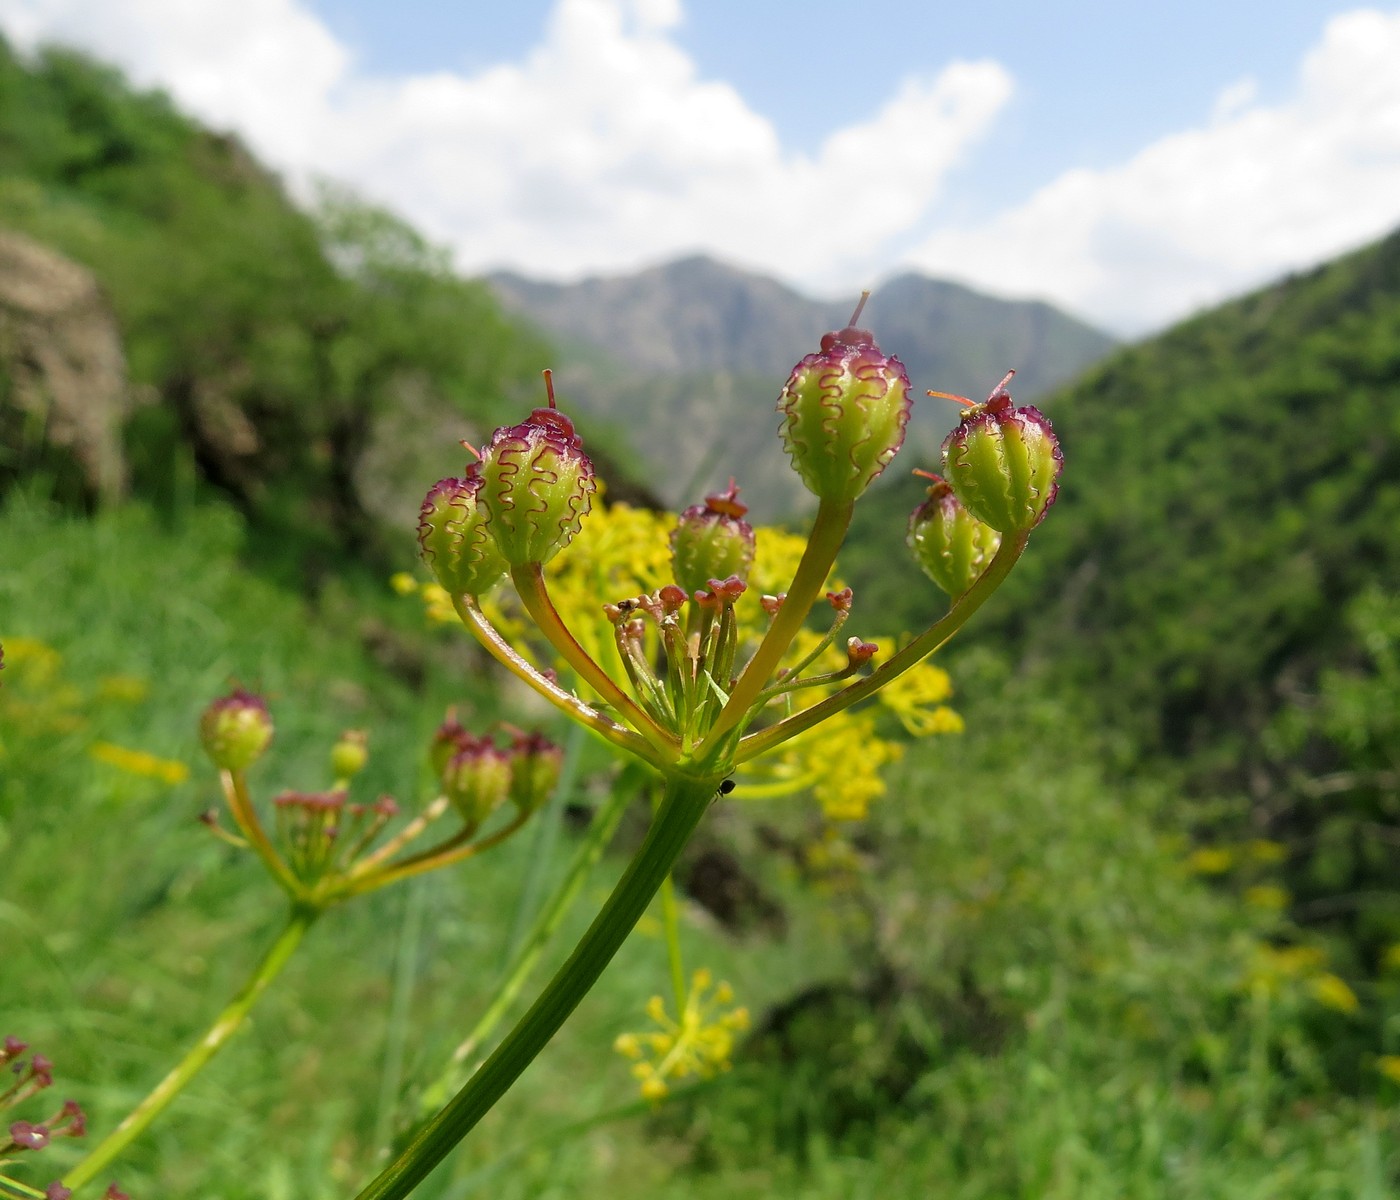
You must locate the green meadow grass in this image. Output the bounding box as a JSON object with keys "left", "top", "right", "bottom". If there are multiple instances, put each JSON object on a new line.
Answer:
{"left": 2, "top": 497, "right": 1397, "bottom": 1198}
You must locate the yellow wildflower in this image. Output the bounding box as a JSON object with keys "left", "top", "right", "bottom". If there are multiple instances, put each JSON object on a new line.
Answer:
{"left": 0, "top": 637, "right": 87, "bottom": 744}
{"left": 802, "top": 712, "right": 903, "bottom": 822}
{"left": 1243, "top": 885, "right": 1290, "bottom": 912}
{"left": 801, "top": 827, "right": 867, "bottom": 893}
{"left": 96, "top": 675, "right": 149, "bottom": 704}
{"left": 1377, "top": 1056, "right": 1400, "bottom": 1085}
{"left": 877, "top": 660, "right": 962, "bottom": 737}
{"left": 1266, "top": 944, "right": 1327, "bottom": 976}
{"left": 1187, "top": 847, "right": 1234, "bottom": 875}
{"left": 88, "top": 741, "right": 190, "bottom": 786}
{"left": 389, "top": 571, "right": 420, "bottom": 596}
{"left": 613, "top": 968, "right": 749, "bottom": 1100}
{"left": 1308, "top": 973, "right": 1359, "bottom": 1015}
{"left": 1242, "top": 942, "right": 1333, "bottom": 997}
{"left": 1382, "top": 943, "right": 1400, "bottom": 973}
{"left": 751, "top": 527, "right": 824, "bottom": 598}
{"left": 1246, "top": 839, "right": 1288, "bottom": 864}
{"left": 1, "top": 636, "right": 63, "bottom": 683}
{"left": 420, "top": 583, "right": 456, "bottom": 624}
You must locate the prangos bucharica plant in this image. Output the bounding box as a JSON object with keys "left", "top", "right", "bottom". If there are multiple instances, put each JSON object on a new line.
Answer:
{"left": 359, "top": 299, "right": 1063, "bottom": 1199}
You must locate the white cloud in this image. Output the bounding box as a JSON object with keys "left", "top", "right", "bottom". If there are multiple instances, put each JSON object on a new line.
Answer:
{"left": 905, "top": 8, "right": 1400, "bottom": 333}
{"left": 9, "top": 0, "right": 1393, "bottom": 332}
{"left": 0, "top": 0, "right": 1012, "bottom": 289}
{"left": 0, "top": 0, "right": 350, "bottom": 166}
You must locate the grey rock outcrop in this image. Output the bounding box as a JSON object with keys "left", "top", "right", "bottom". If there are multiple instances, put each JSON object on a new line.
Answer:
{"left": 0, "top": 230, "right": 130, "bottom": 502}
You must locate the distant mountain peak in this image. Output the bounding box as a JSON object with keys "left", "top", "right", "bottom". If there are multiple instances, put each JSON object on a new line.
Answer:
{"left": 485, "top": 256, "right": 1116, "bottom": 513}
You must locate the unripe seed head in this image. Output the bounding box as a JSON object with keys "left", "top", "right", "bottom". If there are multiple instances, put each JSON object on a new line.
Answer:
{"left": 417, "top": 471, "right": 509, "bottom": 596}
{"left": 329, "top": 730, "right": 369, "bottom": 781}
{"left": 199, "top": 689, "right": 273, "bottom": 771}
{"left": 670, "top": 481, "right": 756, "bottom": 596}
{"left": 941, "top": 381, "right": 1062, "bottom": 533}
{"left": 508, "top": 731, "right": 563, "bottom": 815}
{"left": 778, "top": 326, "right": 912, "bottom": 503}
{"left": 478, "top": 407, "right": 596, "bottom": 566}
{"left": 442, "top": 742, "right": 513, "bottom": 827}
{"left": 429, "top": 712, "right": 474, "bottom": 779}
{"left": 907, "top": 475, "right": 1003, "bottom": 597}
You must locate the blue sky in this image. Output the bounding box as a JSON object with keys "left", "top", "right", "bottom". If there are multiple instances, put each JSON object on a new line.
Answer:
{"left": 306, "top": 1, "right": 1341, "bottom": 186}
{"left": 2, "top": 0, "right": 1398, "bottom": 333}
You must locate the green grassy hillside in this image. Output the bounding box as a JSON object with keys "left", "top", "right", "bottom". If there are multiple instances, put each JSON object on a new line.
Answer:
{"left": 0, "top": 38, "right": 548, "bottom": 569}
{"left": 3, "top": 34, "right": 1399, "bottom": 1200}
{"left": 842, "top": 224, "right": 1400, "bottom": 1011}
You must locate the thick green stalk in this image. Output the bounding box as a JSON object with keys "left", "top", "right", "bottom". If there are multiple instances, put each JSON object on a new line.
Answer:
{"left": 701, "top": 497, "right": 853, "bottom": 751}
{"left": 223, "top": 769, "right": 300, "bottom": 896}
{"left": 354, "top": 771, "right": 720, "bottom": 1200}
{"left": 412, "top": 760, "right": 642, "bottom": 1119}
{"left": 63, "top": 906, "right": 316, "bottom": 1192}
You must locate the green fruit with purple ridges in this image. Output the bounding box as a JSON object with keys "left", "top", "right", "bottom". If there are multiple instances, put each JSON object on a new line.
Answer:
{"left": 479, "top": 406, "right": 596, "bottom": 566}
{"left": 907, "top": 476, "right": 1002, "bottom": 597}
{"left": 671, "top": 480, "right": 756, "bottom": 596}
{"left": 443, "top": 742, "right": 513, "bottom": 826}
{"left": 942, "top": 380, "right": 1062, "bottom": 534}
{"left": 778, "top": 326, "right": 912, "bottom": 504}
{"left": 418, "top": 470, "right": 509, "bottom": 596}
{"left": 200, "top": 689, "right": 273, "bottom": 771}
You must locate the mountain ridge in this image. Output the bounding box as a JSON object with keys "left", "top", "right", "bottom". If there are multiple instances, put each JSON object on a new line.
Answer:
{"left": 487, "top": 254, "right": 1116, "bottom": 513}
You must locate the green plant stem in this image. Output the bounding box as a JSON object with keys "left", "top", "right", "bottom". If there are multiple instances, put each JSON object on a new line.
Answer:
{"left": 502, "top": 723, "right": 587, "bottom": 963}
{"left": 511, "top": 564, "right": 676, "bottom": 751}
{"left": 223, "top": 769, "right": 300, "bottom": 895}
{"left": 354, "top": 771, "right": 720, "bottom": 1200}
{"left": 413, "top": 760, "right": 644, "bottom": 1119}
{"left": 373, "top": 880, "right": 427, "bottom": 1154}
{"left": 652, "top": 785, "right": 688, "bottom": 1015}
{"left": 736, "top": 530, "right": 1029, "bottom": 763}
{"left": 701, "top": 497, "right": 853, "bottom": 752}
{"left": 455, "top": 596, "right": 667, "bottom": 769}
{"left": 344, "top": 811, "right": 530, "bottom": 897}
{"left": 63, "top": 905, "right": 317, "bottom": 1192}
{"left": 659, "top": 872, "right": 687, "bottom": 1016}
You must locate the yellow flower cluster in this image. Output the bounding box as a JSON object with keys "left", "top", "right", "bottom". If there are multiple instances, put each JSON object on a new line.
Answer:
{"left": 540, "top": 500, "right": 675, "bottom": 683}
{"left": 0, "top": 636, "right": 86, "bottom": 745}
{"left": 1243, "top": 942, "right": 1359, "bottom": 1014}
{"left": 876, "top": 660, "right": 964, "bottom": 737}
{"left": 613, "top": 967, "right": 750, "bottom": 1100}
{"left": 0, "top": 638, "right": 163, "bottom": 771}
{"left": 390, "top": 572, "right": 456, "bottom": 625}
{"left": 757, "top": 713, "right": 904, "bottom": 822}
{"left": 89, "top": 741, "right": 190, "bottom": 786}
{"left": 800, "top": 826, "right": 867, "bottom": 894}
{"left": 1187, "top": 839, "right": 1289, "bottom": 877}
